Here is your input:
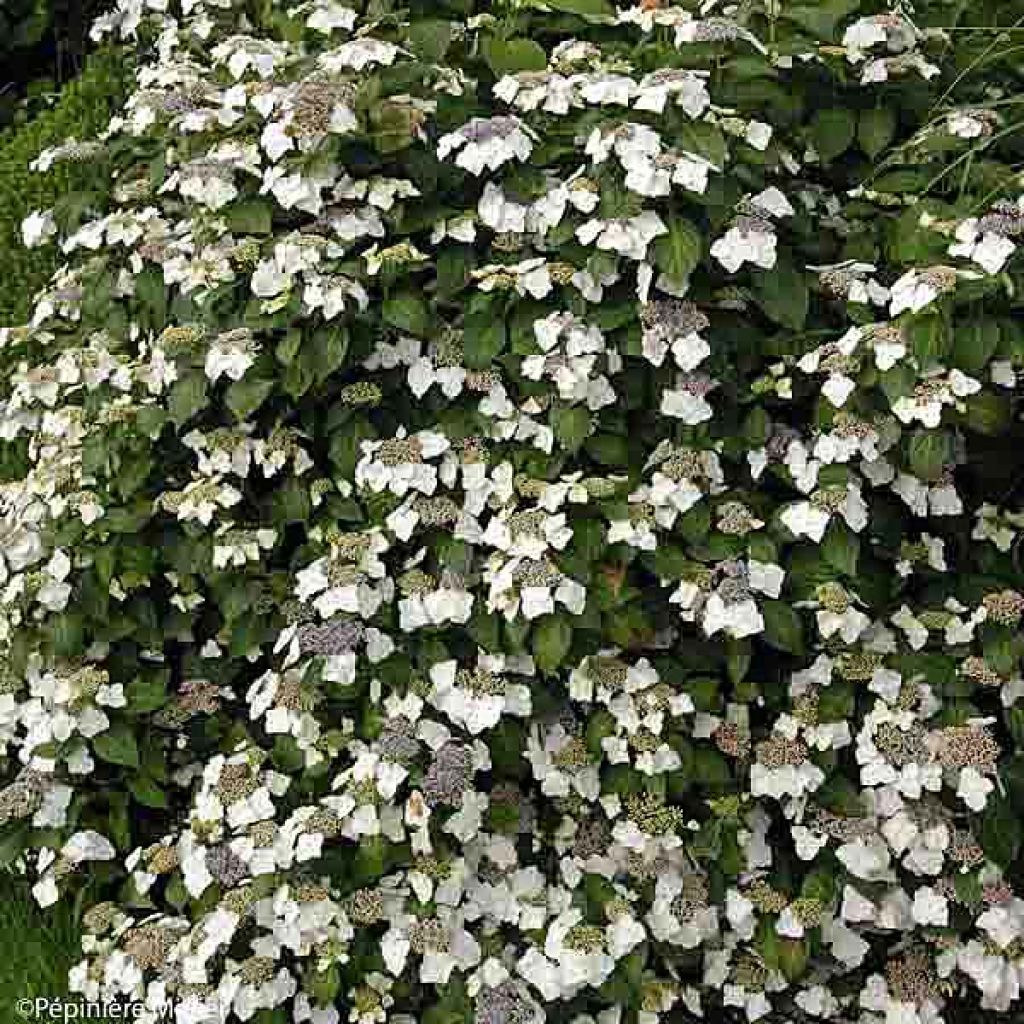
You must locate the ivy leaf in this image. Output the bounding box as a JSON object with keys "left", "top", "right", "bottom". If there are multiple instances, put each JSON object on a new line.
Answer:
{"left": 94, "top": 723, "right": 140, "bottom": 769}
{"left": 532, "top": 615, "right": 573, "bottom": 675}
{"left": 482, "top": 37, "right": 547, "bottom": 76}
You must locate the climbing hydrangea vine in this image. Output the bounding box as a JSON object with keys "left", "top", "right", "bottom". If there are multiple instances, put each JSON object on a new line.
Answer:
{"left": 4, "top": 0, "right": 1024, "bottom": 1021}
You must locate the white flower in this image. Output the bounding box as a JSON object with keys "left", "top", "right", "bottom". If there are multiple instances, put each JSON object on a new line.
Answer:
{"left": 205, "top": 331, "right": 257, "bottom": 382}
{"left": 836, "top": 839, "right": 891, "bottom": 881}
{"left": 911, "top": 886, "right": 948, "bottom": 926}
{"left": 949, "top": 218, "right": 1016, "bottom": 274}
{"left": 21, "top": 210, "right": 57, "bottom": 248}
{"left": 956, "top": 765, "right": 994, "bottom": 811}
{"left": 576, "top": 211, "right": 667, "bottom": 261}
{"left": 711, "top": 222, "right": 777, "bottom": 273}
{"left": 437, "top": 116, "right": 535, "bottom": 175}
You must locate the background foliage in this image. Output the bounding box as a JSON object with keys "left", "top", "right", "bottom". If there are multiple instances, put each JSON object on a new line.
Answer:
{"left": 0, "top": 47, "right": 130, "bottom": 326}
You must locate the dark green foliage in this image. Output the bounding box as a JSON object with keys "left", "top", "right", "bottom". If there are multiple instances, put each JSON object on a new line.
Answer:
{"left": 0, "top": 47, "right": 130, "bottom": 326}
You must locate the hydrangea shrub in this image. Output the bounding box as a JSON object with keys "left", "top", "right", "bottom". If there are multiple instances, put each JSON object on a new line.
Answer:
{"left": 4, "top": 0, "right": 1024, "bottom": 1022}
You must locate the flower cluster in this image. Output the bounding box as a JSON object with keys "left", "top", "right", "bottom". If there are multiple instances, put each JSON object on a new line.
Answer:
{"left": 2, "top": 0, "right": 1024, "bottom": 1022}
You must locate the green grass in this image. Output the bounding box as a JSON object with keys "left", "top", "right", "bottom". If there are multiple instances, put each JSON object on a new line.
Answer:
{"left": 0, "top": 872, "right": 87, "bottom": 1019}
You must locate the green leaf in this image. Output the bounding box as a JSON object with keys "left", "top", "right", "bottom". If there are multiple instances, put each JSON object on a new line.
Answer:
{"left": 125, "top": 677, "right": 167, "bottom": 713}
{"left": 407, "top": 19, "right": 452, "bottom": 61}
{"left": 810, "top": 108, "right": 857, "bottom": 163}
{"left": 981, "top": 797, "right": 1022, "bottom": 869}
{"left": 822, "top": 521, "right": 860, "bottom": 577}
{"left": 94, "top": 723, "right": 140, "bottom": 769}
{"left": 168, "top": 372, "right": 208, "bottom": 426}
{"left": 226, "top": 198, "right": 273, "bottom": 235}
{"left": 653, "top": 216, "right": 702, "bottom": 284}
{"left": 783, "top": 0, "right": 859, "bottom": 41}
{"left": 906, "top": 313, "right": 950, "bottom": 365}
{"left": 858, "top": 107, "right": 897, "bottom": 158}
{"left": 225, "top": 377, "right": 274, "bottom": 420}
{"left": 585, "top": 433, "right": 628, "bottom": 467}
{"left": 952, "top": 321, "right": 1000, "bottom": 374}
{"left": 482, "top": 37, "right": 547, "bottom": 76}
{"left": 368, "top": 102, "right": 418, "bottom": 154}
{"left": 539, "top": 0, "right": 614, "bottom": 20}
{"left": 551, "top": 406, "right": 592, "bottom": 453}
{"left": 777, "top": 938, "right": 809, "bottom": 982}
{"left": 129, "top": 775, "right": 168, "bottom": 808}
{"left": 134, "top": 267, "right": 167, "bottom": 328}
{"left": 463, "top": 310, "right": 507, "bottom": 368}
{"left": 0, "top": 825, "right": 29, "bottom": 868}
{"left": 382, "top": 292, "right": 430, "bottom": 336}
{"left": 907, "top": 430, "right": 952, "bottom": 482}
{"left": 532, "top": 615, "right": 573, "bottom": 675}
{"left": 963, "top": 392, "right": 1012, "bottom": 436}
{"left": 755, "top": 261, "right": 808, "bottom": 331}
{"left": 762, "top": 600, "right": 805, "bottom": 655}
